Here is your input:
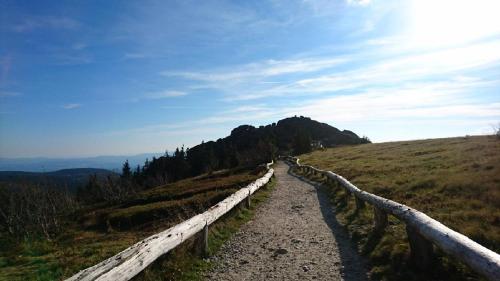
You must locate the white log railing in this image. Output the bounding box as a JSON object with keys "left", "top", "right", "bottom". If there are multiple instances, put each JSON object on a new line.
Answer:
{"left": 283, "top": 156, "right": 500, "bottom": 280}
{"left": 66, "top": 161, "right": 274, "bottom": 281}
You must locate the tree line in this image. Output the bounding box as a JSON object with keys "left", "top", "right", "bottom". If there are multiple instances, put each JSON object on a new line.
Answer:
{"left": 76, "top": 116, "right": 370, "bottom": 206}
{"left": 1, "top": 116, "right": 369, "bottom": 240}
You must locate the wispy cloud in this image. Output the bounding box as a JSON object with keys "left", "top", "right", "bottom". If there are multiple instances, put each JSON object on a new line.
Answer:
{"left": 281, "top": 79, "right": 500, "bottom": 123}
{"left": 62, "top": 103, "right": 81, "bottom": 110}
{"left": 346, "top": 0, "right": 372, "bottom": 7}
{"left": 0, "top": 91, "right": 21, "bottom": 98}
{"left": 227, "top": 104, "right": 270, "bottom": 113}
{"left": 0, "top": 55, "right": 12, "bottom": 86}
{"left": 145, "top": 90, "right": 188, "bottom": 99}
{"left": 167, "top": 39, "right": 500, "bottom": 101}
{"left": 124, "top": 53, "right": 148, "bottom": 59}
{"left": 162, "top": 57, "right": 348, "bottom": 83}
{"left": 10, "top": 16, "right": 81, "bottom": 32}
{"left": 106, "top": 102, "right": 276, "bottom": 137}
{"left": 72, "top": 43, "right": 87, "bottom": 50}
{"left": 52, "top": 53, "right": 93, "bottom": 65}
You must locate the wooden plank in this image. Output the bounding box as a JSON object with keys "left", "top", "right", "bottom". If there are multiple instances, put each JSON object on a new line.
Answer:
{"left": 66, "top": 163, "right": 274, "bottom": 281}
{"left": 286, "top": 156, "right": 500, "bottom": 280}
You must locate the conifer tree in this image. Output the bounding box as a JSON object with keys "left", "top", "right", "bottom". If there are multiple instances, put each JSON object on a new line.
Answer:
{"left": 121, "top": 160, "right": 132, "bottom": 179}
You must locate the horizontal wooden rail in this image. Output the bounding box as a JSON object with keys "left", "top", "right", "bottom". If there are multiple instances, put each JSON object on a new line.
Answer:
{"left": 66, "top": 161, "right": 274, "bottom": 281}
{"left": 283, "top": 156, "right": 500, "bottom": 280}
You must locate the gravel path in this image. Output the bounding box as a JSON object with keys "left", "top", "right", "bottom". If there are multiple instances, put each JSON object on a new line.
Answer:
{"left": 205, "top": 161, "right": 368, "bottom": 281}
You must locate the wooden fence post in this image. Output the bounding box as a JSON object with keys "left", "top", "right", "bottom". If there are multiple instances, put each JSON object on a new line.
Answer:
{"left": 333, "top": 178, "right": 339, "bottom": 190}
{"left": 355, "top": 196, "right": 365, "bottom": 210}
{"left": 406, "top": 225, "right": 434, "bottom": 270}
{"left": 373, "top": 206, "right": 387, "bottom": 234}
{"left": 246, "top": 190, "right": 251, "bottom": 209}
{"left": 344, "top": 189, "right": 352, "bottom": 205}
{"left": 195, "top": 223, "right": 209, "bottom": 258}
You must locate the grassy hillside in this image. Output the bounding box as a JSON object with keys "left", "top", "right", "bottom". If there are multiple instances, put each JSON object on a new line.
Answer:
{"left": 0, "top": 167, "right": 267, "bottom": 281}
{"left": 297, "top": 135, "right": 499, "bottom": 280}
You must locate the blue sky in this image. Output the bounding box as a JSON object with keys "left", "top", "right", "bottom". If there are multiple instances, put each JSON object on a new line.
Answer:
{"left": 1, "top": 0, "right": 499, "bottom": 157}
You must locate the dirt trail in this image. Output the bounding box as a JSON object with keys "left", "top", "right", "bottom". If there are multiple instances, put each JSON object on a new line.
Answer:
{"left": 205, "top": 161, "right": 368, "bottom": 281}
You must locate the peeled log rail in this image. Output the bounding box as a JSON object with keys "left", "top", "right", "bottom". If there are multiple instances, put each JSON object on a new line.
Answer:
{"left": 283, "top": 156, "right": 500, "bottom": 280}
{"left": 66, "top": 161, "right": 274, "bottom": 281}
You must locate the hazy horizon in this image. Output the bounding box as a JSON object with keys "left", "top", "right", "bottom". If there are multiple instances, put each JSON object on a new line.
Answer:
{"left": 1, "top": 0, "right": 500, "bottom": 158}
{"left": 0, "top": 123, "right": 495, "bottom": 159}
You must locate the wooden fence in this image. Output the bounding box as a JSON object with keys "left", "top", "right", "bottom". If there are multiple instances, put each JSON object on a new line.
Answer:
{"left": 284, "top": 156, "right": 500, "bottom": 280}
{"left": 65, "top": 161, "right": 274, "bottom": 281}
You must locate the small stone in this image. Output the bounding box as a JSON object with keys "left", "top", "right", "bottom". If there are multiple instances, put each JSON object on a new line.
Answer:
{"left": 302, "top": 265, "right": 310, "bottom": 272}
{"left": 291, "top": 238, "right": 304, "bottom": 243}
{"left": 275, "top": 248, "right": 288, "bottom": 255}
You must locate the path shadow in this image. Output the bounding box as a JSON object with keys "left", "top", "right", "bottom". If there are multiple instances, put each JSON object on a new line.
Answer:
{"left": 284, "top": 161, "right": 370, "bottom": 281}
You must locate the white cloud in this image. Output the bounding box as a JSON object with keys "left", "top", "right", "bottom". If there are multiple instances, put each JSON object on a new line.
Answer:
{"left": 162, "top": 57, "right": 348, "bottom": 83}
{"left": 157, "top": 39, "right": 500, "bottom": 102}
{"left": 145, "top": 90, "right": 188, "bottom": 99}
{"left": 217, "top": 39, "right": 500, "bottom": 101}
{"left": 346, "top": 0, "right": 371, "bottom": 7}
{"left": 62, "top": 103, "right": 81, "bottom": 109}
{"left": 280, "top": 79, "right": 500, "bottom": 124}
{"left": 228, "top": 105, "right": 269, "bottom": 113}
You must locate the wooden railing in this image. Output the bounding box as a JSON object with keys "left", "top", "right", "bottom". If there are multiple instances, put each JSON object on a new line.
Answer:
{"left": 283, "top": 156, "right": 500, "bottom": 280}
{"left": 66, "top": 161, "right": 274, "bottom": 281}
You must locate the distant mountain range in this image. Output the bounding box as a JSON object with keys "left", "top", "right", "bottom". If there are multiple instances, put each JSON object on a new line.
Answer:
{"left": 0, "top": 168, "right": 118, "bottom": 192}
{"left": 0, "top": 153, "right": 161, "bottom": 172}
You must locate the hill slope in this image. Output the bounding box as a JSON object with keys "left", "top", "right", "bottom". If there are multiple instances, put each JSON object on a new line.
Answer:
{"left": 138, "top": 116, "right": 368, "bottom": 186}
{"left": 188, "top": 116, "right": 367, "bottom": 173}
{"left": 297, "top": 135, "right": 499, "bottom": 280}
{"left": 0, "top": 166, "right": 268, "bottom": 281}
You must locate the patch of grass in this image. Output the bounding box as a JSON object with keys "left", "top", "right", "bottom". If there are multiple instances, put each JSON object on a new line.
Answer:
{"left": 0, "top": 167, "right": 269, "bottom": 281}
{"left": 79, "top": 170, "right": 262, "bottom": 231}
{"left": 296, "top": 135, "right": 499, "bottom": 280}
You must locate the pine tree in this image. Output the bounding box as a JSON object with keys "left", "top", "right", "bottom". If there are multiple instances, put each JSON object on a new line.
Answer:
{"left": 121, "top": 160, "right": 132, "bottom": 179}
{"left": 293, "top": 131, "right": 312, "bottom": 155}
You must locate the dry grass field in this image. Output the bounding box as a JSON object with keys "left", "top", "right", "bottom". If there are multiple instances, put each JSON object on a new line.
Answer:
{"left": 297, "top": 135, "right": 499, "bottom": 280}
